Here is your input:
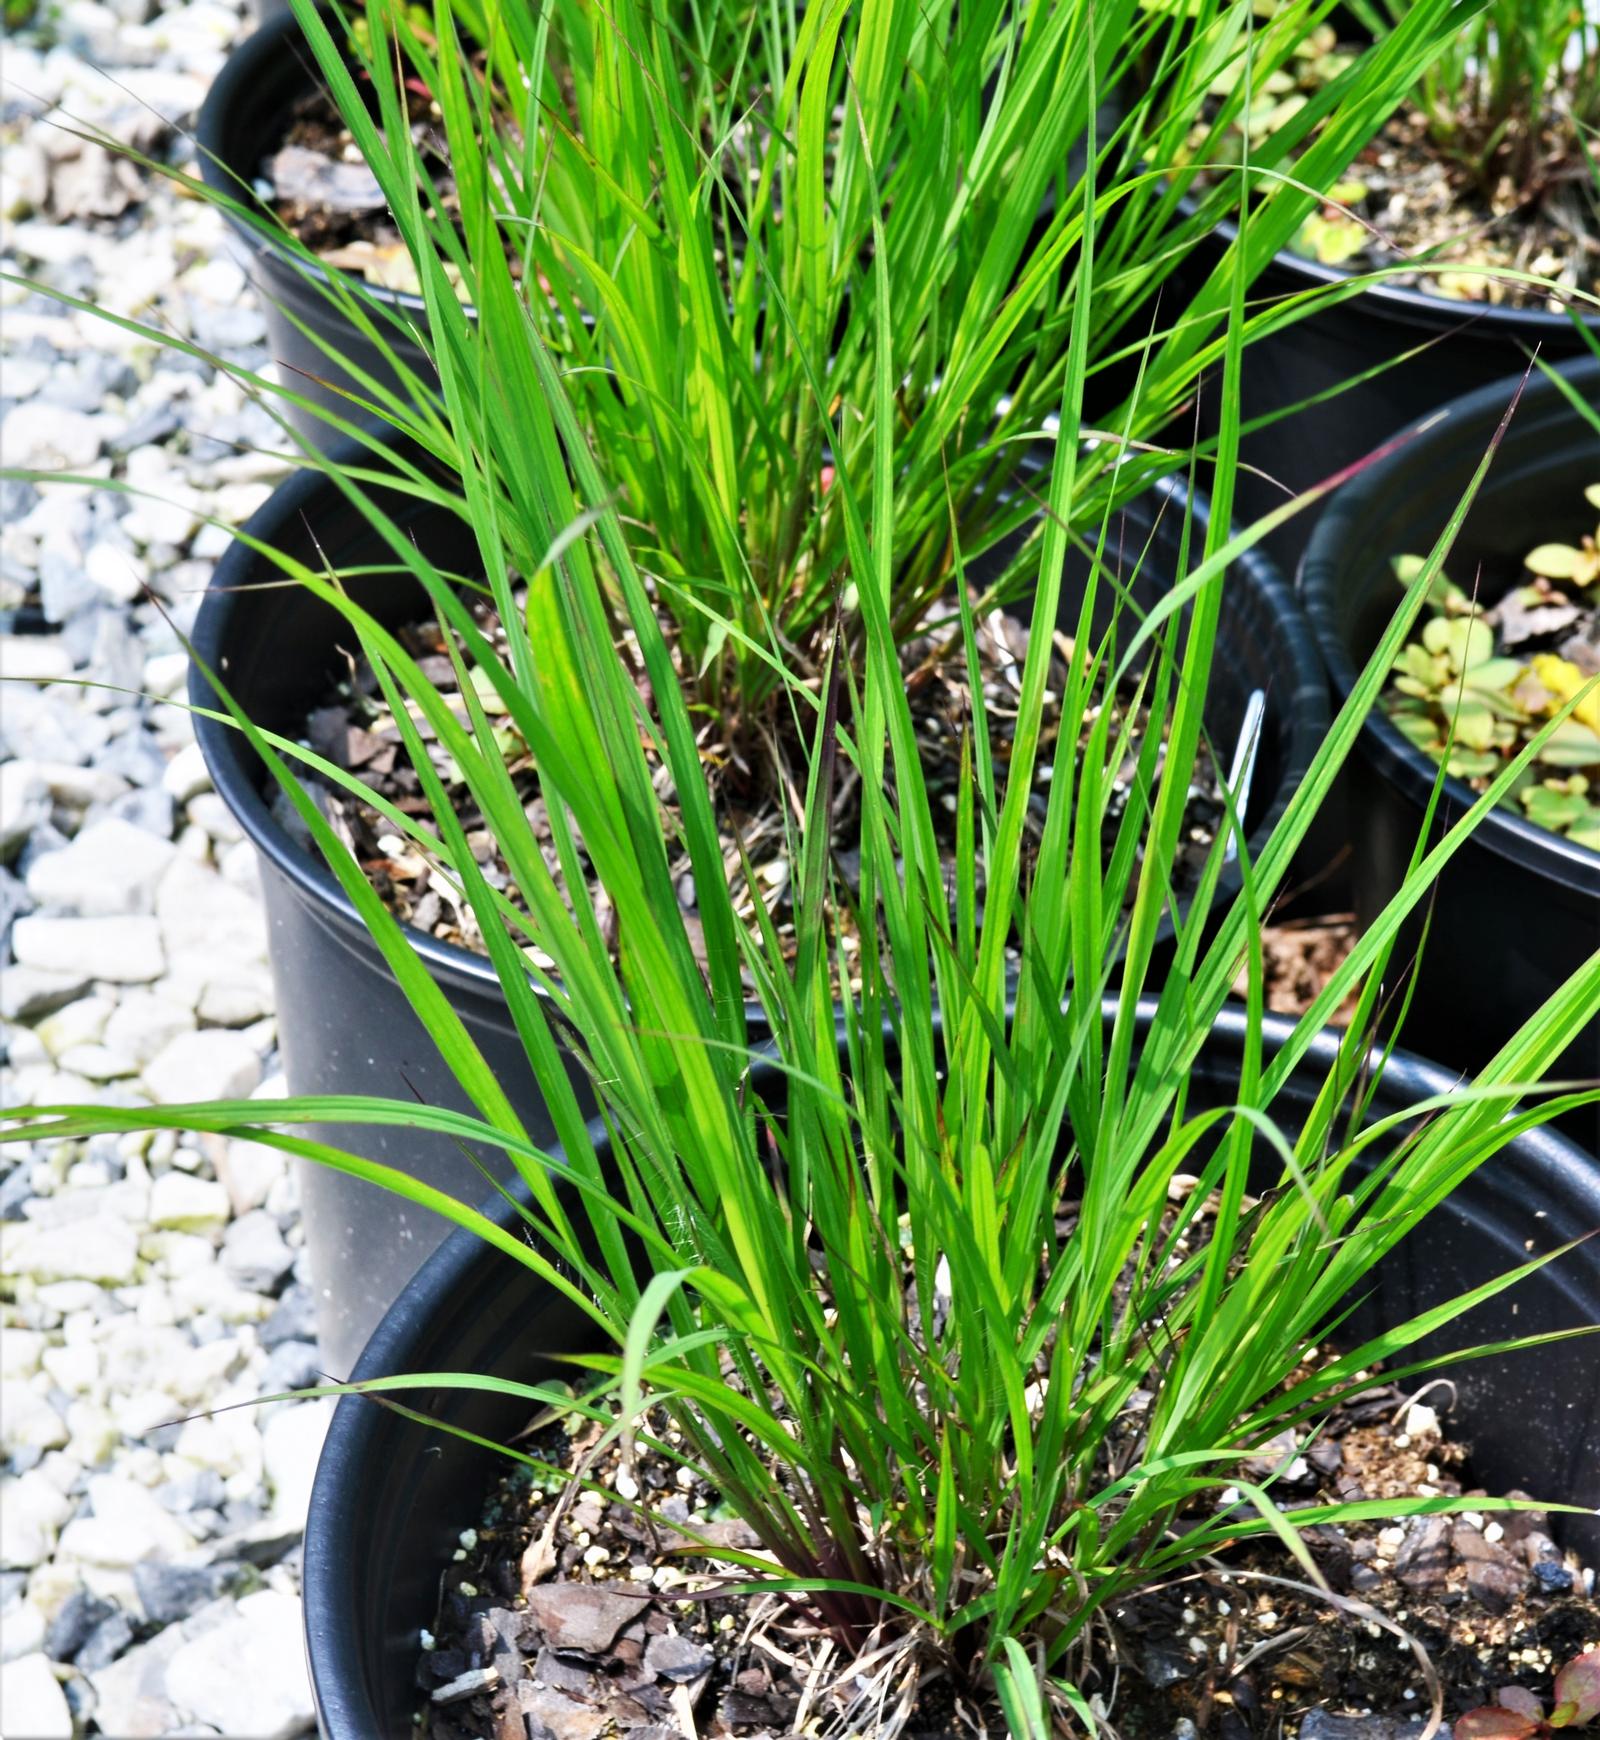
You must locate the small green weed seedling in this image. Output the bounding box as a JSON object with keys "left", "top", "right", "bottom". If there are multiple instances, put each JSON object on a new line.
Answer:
{"left": 1384, "top": 484, "right": 1600, "bottom": 848}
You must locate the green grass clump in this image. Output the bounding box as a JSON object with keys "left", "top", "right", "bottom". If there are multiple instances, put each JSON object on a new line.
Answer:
{"left": 3, "top": 0, "right": 1598, "bottom": 1725}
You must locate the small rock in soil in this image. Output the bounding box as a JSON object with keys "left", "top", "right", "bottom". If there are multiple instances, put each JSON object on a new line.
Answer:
{"left": 531, "top": 1647, "right": 596, "bottom": 1697}
{"left": 1140, "top": 1640, "right": 1201, "bottom": 1687}
{"left": 514, "top": 1682, "right": 610, "bottom": 1740}
{"left": 642, "top": 1631, "right": 713, "bottom": 1683}
{"left": 521, "top": 1582, "right": 652, "bottom": 1655}
{"left": 432, "top": 1665, "right": 501, "bottom": 1704}
{"left": 1300, "top": 1714, "right": 1429, "bottom": 1740}
{"left": 1452, "top": 1521, "right": 1529, "bottom": 1614}
{"left": 266, "top": 143, "right": 386, "bottom": 212}
{"left": 1394, "top": 1514, "right": 1452, "bottom": 1589}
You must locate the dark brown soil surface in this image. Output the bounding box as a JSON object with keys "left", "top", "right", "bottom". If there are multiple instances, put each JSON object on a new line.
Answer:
{"left": 1233, "top": 914, "right": 1359, "bottom": 1021}
{"left": 417, "top": 1378, "right": 1598, "bottom": 1739}
{"left": 1108, "top": 1388, "right": 1599, "bottom": 1740}
{"left": 1294, "top": 103, "right": 1600, "bottom": 311}
{"left": 290, "top": 590, "right": 1227, "bottom": 982}
{"left": 259, "top": 79, "right": 485, "bottom": 296}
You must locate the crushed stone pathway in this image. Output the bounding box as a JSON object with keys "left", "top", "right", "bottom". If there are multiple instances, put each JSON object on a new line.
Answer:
{"left": 3, "top": 2, "right": 328, "bottom": 1732}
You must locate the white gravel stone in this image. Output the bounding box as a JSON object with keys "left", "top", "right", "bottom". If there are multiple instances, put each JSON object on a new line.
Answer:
{"left": 102, "top": 990, "right": 196, "bottom": 1065}
{"left": 0, "top": 1382, "right": 69, "bottom": 1455}
{"left": 0, "top": 759, "right": 49, "bottom": 859}
{"left": 146, "top": 1169, "right": 231, "bottom": 1228}
{"left": 95, "top": 1320, "right": 193, "bottom": 1393}
{"left": 220, "top": 1210, "right": 293, "bottom": 1292}
{"left": 142, "top": 650, "right": 189, "bottom": 698}
{"left": 163, "top": 1589, "right": 315, "bottom": 1739}
{"left": 217, "top": 837, "right": 262, "bottom": 892}
{"left": 0, "top": 1471, "right": 75, "bottom": 1569}
{"left": 0, "top": 635, "right": 75, "bottom": 683}
{"left": 88, "top": 1593, "right": 236, "bottom": 1737}
{"left": 58, "top": 1475, "right": 197, "bottom": 1568}
{"left": 25, "top": 816, "right": 177, "bottom": 914}
{"left": 171, "top": 1406, "right": 262, "bottom": 1490}
{"left": 215, "top": 1134, "right": 288, "bottom": 1217}
{"left": 0, "top": 1653, "right": 74, "bottom": 1738}
{"left": 40, "top": 1341, "right": 100, "bottom": 1395}
{"left": 22, "top": 1175, "right": 149, "bottom": 1231}
{"left": 158, "top": 740, "right": 210, "bottom": 804}
{"left": 194, "top": 962, "right": 274, "bottom": 1026}
{"left": 184, "top": 791, "right": 242, "bottom": 845}
{"left": 165, "top": 1266, "right": 275, "bottom": 1325}
{"left": 85, "top": 537, "right": 151, "bottom": 601}
{"left": 261, "top": 1400, "right": 332, "bottom": 1532}
{"left": 22, "top": 757, "right": 130, "bottom": 808}
{"left": 12, "top": 912, "right": 165, "bottom": 982}
{"left": 155, "top": 854, "right": 266, "bottom": 964}
{"left": 34, "top": 992, "right": 115, "bottom": 1056}
{"left": 57, "top": 1040, "right": 139, "bottom": 1080}
{"left": 0, "top": 402, "right": 105, "bottom": 470}
{"left": 6, "top": 1022, "right": 49, "bottom": 1067}
{"left": 0, "top": 1598, "right": 48, "bottom": 1664}
{"left": 166, "top": 1342, "right": 245, "bottom": 1409}
{"left": 143, "top": 1030, "right": 261, "bottom": 1105}
{"left": 121, "top": 445, "right": 204, "bottom": 546}
{"left": 2, "top": 1219, "right": 140, "bottom": 1284}
{"left": 0, "top": 1331, "right": 47, "bottom": 1379}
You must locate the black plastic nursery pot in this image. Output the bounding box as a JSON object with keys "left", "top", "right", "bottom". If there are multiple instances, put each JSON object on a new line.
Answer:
{"left": 197, "top": 9, "right": 445, "bottom": 444}
{"left": 191, "top": 440, "right": 1326, "bottom": 1374}
{"left": 1300, "top": 357, "right": 1600, "bottom": 1151}
{"left": 1177, "top": 210, "right": 1600, "bottom": 576}
{"left": 303, "top": 1003, "right": 1600, "bottom": 1740}
{"left": 199, "top": 14, "right": 1139, "bottom": 451}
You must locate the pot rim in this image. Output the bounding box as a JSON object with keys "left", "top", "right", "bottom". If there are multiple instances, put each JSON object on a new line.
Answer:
{"left": 335, "top": 1000, "right": 1600, "bottom": 1391}
{"left": 196, "top": 4, "right": 440, "bottom": 327}
{"left": 1298, "top": 355, "right": 1600, "bottom": 895}
{"left": 1192, "top": 201, "right": 1600, "bottom": 342}
{"left": 190, "top": 439, "right": 1328, "bottom": 1002}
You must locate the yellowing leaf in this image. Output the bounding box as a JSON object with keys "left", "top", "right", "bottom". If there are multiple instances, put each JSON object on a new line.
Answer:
{"left": 1295, "top": 211, "right": 1367, "bottom": 266}
{"left": 1538, "top": 721, "right": 1600, "bottom": 768}
{"left": 1530, "top": 654, "right": 1600, "bottom": 732}
{"left": 1445, "top": 616, "right": 1495, "bottom": 674}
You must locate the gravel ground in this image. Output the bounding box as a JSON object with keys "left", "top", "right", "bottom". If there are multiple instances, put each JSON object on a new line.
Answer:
{"left": 1, "top": 4, "right": 327, "bottom": 1734}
